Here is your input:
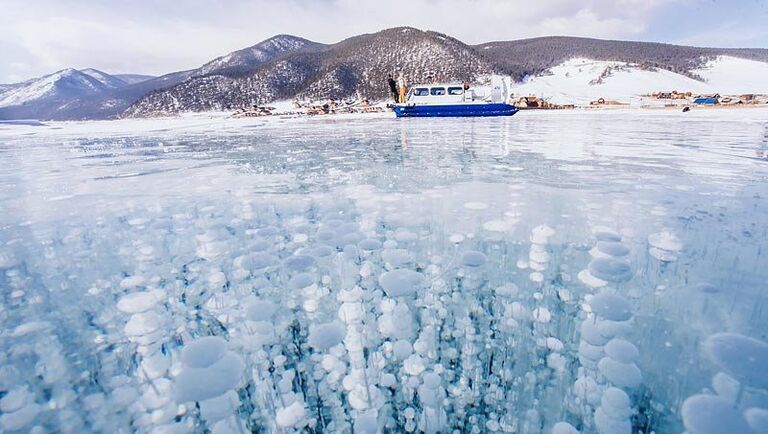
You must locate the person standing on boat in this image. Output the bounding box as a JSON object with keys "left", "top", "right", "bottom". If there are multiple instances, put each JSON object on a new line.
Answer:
{"left": 397, "top": 74, "right": 407, "bottom": 103}
{"left": 387, "top": 74, "right": 398, "bottom": 103}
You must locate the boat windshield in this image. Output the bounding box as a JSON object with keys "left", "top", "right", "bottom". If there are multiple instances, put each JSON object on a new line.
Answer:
{"left": 430, "top": 87, "right": 446, "bottom": 96}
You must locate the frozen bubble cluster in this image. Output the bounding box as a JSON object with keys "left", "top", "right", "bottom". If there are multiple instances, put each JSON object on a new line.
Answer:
{"left": 0, "top": 112, "right": 767, "bottom": 433}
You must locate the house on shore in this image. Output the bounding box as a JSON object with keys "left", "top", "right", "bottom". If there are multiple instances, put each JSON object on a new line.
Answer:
{"left": 650, "top": 91, "right": 692, "bottom": 100}
{"left": 515, "top": 96, "right": 540, "bottom": 108}
{"left": 740, "top": 94, "right": 756, "bottom": 103}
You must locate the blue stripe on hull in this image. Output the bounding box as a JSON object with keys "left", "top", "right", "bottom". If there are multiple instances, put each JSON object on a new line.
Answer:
{"left": 393, "top": 103, "right": 518, "bottom": 118}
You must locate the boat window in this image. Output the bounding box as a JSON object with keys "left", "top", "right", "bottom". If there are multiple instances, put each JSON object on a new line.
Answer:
{"left": 448, "top": 87, "right": 464, "bottom": 95}
{"left": 430, "top": 87, "right": 446, "bottom": 96}
{"left": 413, "top": 88, "right": 429, "bottom": 96}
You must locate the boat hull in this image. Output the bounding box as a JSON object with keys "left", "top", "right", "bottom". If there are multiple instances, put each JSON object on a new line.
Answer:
{"left": 393, "top": 103, "right": 518, "bottom": 118}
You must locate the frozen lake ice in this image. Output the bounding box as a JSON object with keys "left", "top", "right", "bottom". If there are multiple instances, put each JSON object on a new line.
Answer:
{"left": 1, "top": 110, "right": 767, "bottom": 433}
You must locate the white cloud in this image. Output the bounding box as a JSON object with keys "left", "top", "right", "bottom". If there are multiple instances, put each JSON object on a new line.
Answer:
{"left": 676, "top": 20, "right": 768, "bottom": 48}
{"left": 0, "top": 0, "right": 684, "bottom": 82}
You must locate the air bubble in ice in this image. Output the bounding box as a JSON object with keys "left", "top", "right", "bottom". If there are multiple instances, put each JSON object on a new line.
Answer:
{"left": 531, "top": 224, "right": 555, "bottom": 244}
{"left": 648, "top": 230, "right": 683, "bottom": 262}
{"left": 704, "top": 333, "right": 768, "bottom": 389}
{"left": 358, "top": 239, "right": 382, "bottom": 251}
{"left": 0, "top": 402, "right": 40, "bottom": 432}
{"left": 597, "top": 357, "right": 642, "bottom": 388}
{"left": 578, "top": 269, "right": 607, "bottom": 288}
{"left": 464, "top": 201, "right": 488, "bottom": 210}
{"left": 596, "top": 241, "right": 630, "bottom": 257}
{"left": 423, "top": 372, "right": 441, "bottom": 389}
{"left": 588, "top": 258, "right": 632, "bottom": 283}
{"left": 117, "top": 291, "right": 160, "bottom": 314}
{"left": 175, "top": 352, "right": 244, "bottom": 403}
{"left": 246, "top": 300, "right": 277, "bottom": 322}
{"left": 120, "top": 275, "right": 146, "bottom": 289}
{"left": 483, "top": 220, "right": 511, "bottom": 232}
{"left": 681, "top": 394, "right": 752, "bottom": 434}
{"left": 283, "top": 254, "right": 316, "bottom": 272}
{"left": 308, "top": 322, "right": 346, "bottom": 351}
{"left": 379, "top": 269, "right": 424, "bottom": 297}
{"left": 381, "top": 249, "right": 413, "bottom": 268}
{"left": 255, "top": 226, "right": 279, "bottom": 237}
{"left": 604, "top": 339, "right": 639, "bottom": 364}
{"left": 589, "top": 293, "right": 633, "bottom": 322}
{"left": 354, "top": 413, "right": 379, "bottom": 434}
{"left": 460, "top": 251, "right": 487, "bottom": 267}
{"left": 495, "top": 283, "right": 519, "bottom": 298}
{"left": 180, "top": 336, "right": 227, "bottom": 368}
{"left": 124, "top": 311, "right": 162, "bottom": 336}
{"left": 393, "top": 340, "right": 414, "bottom": 360}
{"left": 0, "top": 387, "right": 32, "bottom": 413}
{"left": 11, "top": 321, "right": 54, "bottom": 337}
{"left": 744, "top": 408, "right": 768, "bottom": 433}
{"left": 288, "top": 273, "right": 315, "bottom": 290}
{"left": 312, "top": 245, "right": 334, "bottom": 257}
{"left": 276, "top": 401, "right": 307, "bottom": 428}
{"left": 600, "top": 387, "right": 632, "bottom": 418}
{"left": 592, "top": 227, "right": 621, "bottom": 242}
{"left": 551, "top": 421, "right": 579, "bottom": 434}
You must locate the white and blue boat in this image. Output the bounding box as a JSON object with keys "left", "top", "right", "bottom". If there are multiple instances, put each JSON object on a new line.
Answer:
{"left": 393, "top": 80, "right": 518, "bottom": 118}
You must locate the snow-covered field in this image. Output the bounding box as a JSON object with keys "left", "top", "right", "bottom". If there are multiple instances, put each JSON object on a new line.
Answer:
{"left": 1, "top": 110, "right": 767, "bottom": 434}
{"left": 510, "top": 56, "right": 768, "bottom": 105}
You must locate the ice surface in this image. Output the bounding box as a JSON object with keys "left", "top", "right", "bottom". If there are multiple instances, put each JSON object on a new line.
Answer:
{"left": 0, "top": 110, "right": 767, "bottom": 433}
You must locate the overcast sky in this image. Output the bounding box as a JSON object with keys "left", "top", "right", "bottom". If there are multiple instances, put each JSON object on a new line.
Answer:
{"left": 1, "top": 0, "right": 766, "bottom": 83}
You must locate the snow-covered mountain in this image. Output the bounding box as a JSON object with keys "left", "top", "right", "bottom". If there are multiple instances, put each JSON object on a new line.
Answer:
{"left": 510, "top": 56, "right": 768, "bottom": 105}
{"left": 113, "top": 74, "right": 155, "bottom": 85}
{"left": 0, "top": 35, "right": 318, "bottom": 120}
{"left": 476, "top": 36, "right": 768, "bottom": 81}
{"left": 125, "top": 28, "right": 497, "bottom": 116}
{"left": 690, "top": 56, "right": 768, "bottom": 94}
{"left": 0, "top": 68, "right": 186, "bottom": 120}
{"left": 196, "top": 35, "right": 325, "bottom": 76}
{"left": 0, "top": 68, "right": 118, "bottom": 109}
{"left": 80, "top": 68, "right": 130, "bottom": 88}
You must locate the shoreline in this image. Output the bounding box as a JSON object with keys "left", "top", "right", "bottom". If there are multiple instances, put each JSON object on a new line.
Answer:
{"left": 1, "top": 104, "right": 766, "bottom": 132}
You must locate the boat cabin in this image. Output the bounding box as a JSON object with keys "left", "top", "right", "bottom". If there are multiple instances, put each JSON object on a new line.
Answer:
{"left": 405, "top": 82, "right": 505, "bottom": 105}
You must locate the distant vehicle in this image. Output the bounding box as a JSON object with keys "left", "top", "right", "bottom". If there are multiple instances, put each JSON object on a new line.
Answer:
{"left": 392, "top": 81, "right": 518, "bottom": 118}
